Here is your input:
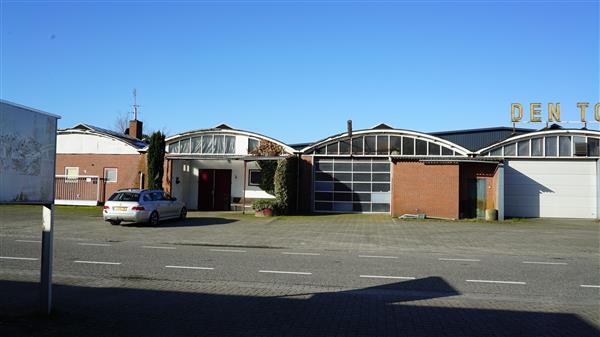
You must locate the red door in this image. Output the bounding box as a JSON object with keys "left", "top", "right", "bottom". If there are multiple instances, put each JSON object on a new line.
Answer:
{"left": 197, "top": 169, "right": 231, "bottom": 211}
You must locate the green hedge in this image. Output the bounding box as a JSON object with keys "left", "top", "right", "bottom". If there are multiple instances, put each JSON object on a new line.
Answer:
{"left": 274, "top": 156, "right": 298, "bottom": 215}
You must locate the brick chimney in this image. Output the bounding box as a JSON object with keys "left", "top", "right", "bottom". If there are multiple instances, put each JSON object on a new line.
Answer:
{"left": 129, "top": 119, "right": 143, "bottom": 139}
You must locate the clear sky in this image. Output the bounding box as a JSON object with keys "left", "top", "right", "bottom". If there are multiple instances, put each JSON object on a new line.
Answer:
{"left": 1, "top": 0, "right": 598, "bottom": 144}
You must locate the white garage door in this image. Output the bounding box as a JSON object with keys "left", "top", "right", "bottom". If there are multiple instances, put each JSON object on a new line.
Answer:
{"left": 505, "top": 160, "right": 597, "bottom": 219}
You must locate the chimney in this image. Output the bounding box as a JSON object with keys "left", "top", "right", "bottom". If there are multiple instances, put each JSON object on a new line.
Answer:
{"left": 129, "top": 119, "right": 143, "bottom": 139}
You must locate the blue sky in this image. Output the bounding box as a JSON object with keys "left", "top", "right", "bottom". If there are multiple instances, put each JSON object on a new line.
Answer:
{"left": 1, "top": 1, "right": 598, "bottom": 143}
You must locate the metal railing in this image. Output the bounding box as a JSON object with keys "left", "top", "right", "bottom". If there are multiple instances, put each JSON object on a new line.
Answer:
{"left": 55, "top": 175, "right": 101, "bottom": 206}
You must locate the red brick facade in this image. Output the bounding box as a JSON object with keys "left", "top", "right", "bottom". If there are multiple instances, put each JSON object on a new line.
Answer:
{"left": 56, "top": 154, "right": 147, "bottom": 202}
{"left": 391, "top": 161, "right": 460, "bottom": 219}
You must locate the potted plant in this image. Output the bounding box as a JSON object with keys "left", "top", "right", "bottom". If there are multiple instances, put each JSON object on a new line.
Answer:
{"left": 252, "top": 199, "right": 275, "bottom": 217}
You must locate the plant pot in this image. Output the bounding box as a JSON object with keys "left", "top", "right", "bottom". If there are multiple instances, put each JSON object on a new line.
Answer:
{"left": 255, "top": 208, "right": 273, "bottom": 217}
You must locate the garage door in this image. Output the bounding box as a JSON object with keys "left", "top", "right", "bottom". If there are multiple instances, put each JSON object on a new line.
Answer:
{"left": 505, "top": 160, "right": 597, "bottom": 219}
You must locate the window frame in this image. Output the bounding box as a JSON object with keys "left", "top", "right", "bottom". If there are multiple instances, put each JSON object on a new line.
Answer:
{"left": 103, "top": 167, "right": 118, "bottom": 183}
{"left": 248, "top": 169, "right": 262, "bottom": 186}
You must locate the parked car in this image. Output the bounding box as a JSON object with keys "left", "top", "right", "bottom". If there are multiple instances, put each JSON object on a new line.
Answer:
{"left": 103, "top": 189, "right": 187, "bottom": 226}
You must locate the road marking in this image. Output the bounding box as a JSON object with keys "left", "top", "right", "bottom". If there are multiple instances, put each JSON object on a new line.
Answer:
{"left": 439, "top": 258, "right": 480, "bottom": 262}
{"left": 165, "top": 265, "right": 214, "bottom": 270}
{"left": 466, "top": 279, "right": 526, "bottom": 285}
{"left": 78, "top": 242, "right": 111, "bottom": 247}
{"left": 142, "top": 246, "right": 176, "bottom": 250}
{"left": 0, "top": 256, "right": 38, "bottom": 261}
{"left": 360, "top": 275, "right": 415, "bottom": 280}
{"left": 259, "top": 270, "right": 312, "bottom": 275}
{"left": 522, "top": 261, "right": 567, "bottom": 265}
{"left": 580, "top": 285, "right": 600, "bottom": 288}
{"left": 282, "top": 252, "right": 321, "bottom": 256}
{"left": 15, "top": 239, "right": 41, "bottom": 243}
{"left": 210, "top": 249, "right": 246, "bottom": 253}
{"left": 358, "top": 255, "right": 398, "bottom": 259}
{"left": 74, "top": 260, "right": 121, "bottom": 265}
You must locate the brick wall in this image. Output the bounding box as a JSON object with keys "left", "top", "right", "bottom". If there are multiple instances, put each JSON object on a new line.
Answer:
{"left": 392, "top": 161, "right": 460, "bottom": 219}
{"left": 56, "top": 154, "right": 145, "bottom": 202}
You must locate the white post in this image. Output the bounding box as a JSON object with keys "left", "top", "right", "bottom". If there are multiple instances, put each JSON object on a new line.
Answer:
{"left": 496, "top": 163, "right": 505, "bottom": 221}
{"left": 40, "top": 204, "right": 54, "bottom": 314}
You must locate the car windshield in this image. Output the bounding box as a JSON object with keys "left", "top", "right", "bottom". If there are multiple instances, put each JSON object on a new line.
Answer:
{"left": 108, "top": 192, "right": 140, "bottom": 202}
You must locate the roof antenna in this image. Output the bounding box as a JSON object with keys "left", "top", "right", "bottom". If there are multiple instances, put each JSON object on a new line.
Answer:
{"left": 132, "top": 88, "right": 141, "bottom": 120}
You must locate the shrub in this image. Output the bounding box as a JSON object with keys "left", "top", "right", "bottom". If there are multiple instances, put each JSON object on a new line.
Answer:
{"left": 251, "top": 199, "right": 276, "bottom": 211}
{"left": 147, "top": 131, "right": 166, "bottom": 190}
{"left": 274, "top": 156, "right": 298, "bottom": 215}
{"left": 257, "top": 160, "right": 277, "bottom": 195}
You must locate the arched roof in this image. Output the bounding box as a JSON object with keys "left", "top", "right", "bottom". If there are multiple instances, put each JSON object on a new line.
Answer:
{"left": 59, "top": 124, "right": 147, "bottom": 151}
{"left": 301, "top": 128, "right": 472, "bottom": 156}
{"left": 166, "top": 124, "right": 296, "bottom": 154}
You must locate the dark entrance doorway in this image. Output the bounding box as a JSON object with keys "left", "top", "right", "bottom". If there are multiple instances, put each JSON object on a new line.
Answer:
{"left": 198, "top": 169, "right": 232, "bottom": 211}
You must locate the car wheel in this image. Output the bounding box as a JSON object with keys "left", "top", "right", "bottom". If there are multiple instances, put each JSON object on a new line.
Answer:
{"left": 149, "top": 211, "right": 160, "bottom": 227}
{"left": 108, "top": 220, "right": 121, "bottom": 226}
{"left": 179, "top": 207, "right": 187, "bottom": 220}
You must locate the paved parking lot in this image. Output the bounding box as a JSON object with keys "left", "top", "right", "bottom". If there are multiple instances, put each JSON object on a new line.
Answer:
{"left": 1, "top": 205, "right": 599, "bottom": 336}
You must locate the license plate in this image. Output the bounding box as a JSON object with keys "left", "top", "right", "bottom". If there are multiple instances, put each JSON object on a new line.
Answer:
{"left": 114, "top": 207, "right": 128, "bottom": 211}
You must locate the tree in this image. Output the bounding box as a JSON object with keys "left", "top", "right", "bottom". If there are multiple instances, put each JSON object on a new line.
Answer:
{"left": 274, "top": 156, "right": 298, "bottom": 214}
{"left": 257, "top": 160, "right": 277, "bottom": 195}
{"left": 113, "top": 111, "right": 129, "bottom": 134}
{"left": 147, "top": 131, "right": 166, "bottom": 190}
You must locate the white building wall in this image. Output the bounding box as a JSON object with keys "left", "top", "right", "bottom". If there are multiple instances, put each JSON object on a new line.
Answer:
{"left": 57, "top": 133, "right": 138, "bottom": 154}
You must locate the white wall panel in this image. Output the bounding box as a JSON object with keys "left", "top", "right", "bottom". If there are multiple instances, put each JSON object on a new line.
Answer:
{"left": 57, "top": 133, "right": 138, "bottom": 154}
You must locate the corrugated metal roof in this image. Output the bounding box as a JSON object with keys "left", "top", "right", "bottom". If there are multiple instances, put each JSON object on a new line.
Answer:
{"left": 64, "top": 123, "right": 148, "bottom": 149}
{"left": 430, "top": 127, "right": 535, "bottom": 151}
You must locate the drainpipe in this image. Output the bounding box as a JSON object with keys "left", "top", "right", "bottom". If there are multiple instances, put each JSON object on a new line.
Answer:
{"left": 139, "top": 172, "right": 144, "bottom": 189}
{"left": 242, "top": 160, "right": 247, "bottom": 214}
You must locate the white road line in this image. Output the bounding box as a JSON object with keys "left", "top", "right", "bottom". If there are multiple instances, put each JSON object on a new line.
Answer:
{"left": 466, "top": 279, "right": 526, "bottom": 285}
{"left": 282, "top": 252, "right": 321, "bottom": 256}
{"left": 15, "top": 239, "right": 41, "bottom": 243}
{"left": 78, "top": 242, "right": 111, "bottom": 247}
{"left": 360, "top": 275, "right": 415, "bottom": 280}
{"left": 522, "top": 261, "right": 567, "bottom": 265}
{"left": 0, "top": 256, "right": 38, "bottom": 261}
{"left": 439, "top": 258, "right": 480, "bottom": 262}
{"left": 74, "top": 260, "right": 121, "bottom": 265}
{"left": 165, "top": 265, "right": 214, "bottom": 270}
{"left": 141, "top": 246, "right": 176, "bottom": 250}
{"left": 358, "top": 255, "right": 398, "bottom": 259}
{"left": 580, "top": 285, "right": 600, "bottom": 288}
{"left": 210, "top": 249, "right": 246, "bottom": 253}
{"left": 259, "top": 270, "right": 312, "bottom": 275}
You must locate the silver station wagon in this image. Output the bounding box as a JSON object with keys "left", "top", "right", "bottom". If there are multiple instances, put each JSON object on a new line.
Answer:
{"left": 103, "top": 189, "right": 187, "bottom": 226}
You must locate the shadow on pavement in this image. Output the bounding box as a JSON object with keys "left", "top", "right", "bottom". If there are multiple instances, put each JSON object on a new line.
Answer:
{"left": 0, "top": 278, "right": 597, "bottom": 337}
{"left": 124, "top": 217, "right": 238, "bottom": 228}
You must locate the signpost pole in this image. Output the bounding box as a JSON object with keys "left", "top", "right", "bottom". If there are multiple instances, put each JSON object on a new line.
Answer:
{"left": 40, "top": 204, "right": 54, "bottom": 314}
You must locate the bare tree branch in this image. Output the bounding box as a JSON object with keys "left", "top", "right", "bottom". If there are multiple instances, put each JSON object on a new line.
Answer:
{"left": 113, "top": 111, "right": 130, "bottom": 134}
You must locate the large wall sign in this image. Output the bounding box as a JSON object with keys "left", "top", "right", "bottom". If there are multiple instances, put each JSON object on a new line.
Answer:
{"left": 511, "top": 102, "right": 600, "bottom": 123}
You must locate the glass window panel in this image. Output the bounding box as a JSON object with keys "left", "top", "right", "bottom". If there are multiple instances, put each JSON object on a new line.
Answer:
{"left": 334, "top": 182, "right": 352, "bottom": 192}
{"left": 192, "top": 137, "right": 202, "bottom": 153}
{"left": 201, "top": 135, "right": 213, "bottom": 153}
{"left": 573, "top": 136, "right": 587, "bottom": 156}
{"left": 531, "top": 138, "right": 542, "bottom": 156}
{"left": 248, "top": 138, "right": 260, "bottom": 153}
{"left": 545, "top": 137, "right": 557, "bottom": 156}
{"left": 249, "top": 170, "right": 262, "bottom": 185}
{"left": 315, "top": 202, "right": 332, "bottom": 211}
{"left": 371, "top": 192, "right": 390, "bottom": 203}
{"left": 504, "top": 143, "right": 516, "bottom": 156}
{"left": 559, "top": 136, "right": 571, "bottom": 157}
{"left": 442, "top": 146, "right": 454, "bottom": 156}
{"left": 372, "top": 163, "right": 390, "bottom": 172}
{"left": 416, "top": 139, "right": 428, "bottom": 155}
{"left": 315, "top": 161, "right": 333, "bottom": 171}
{"left": 214, "top": 135, "right": 225, "bottom": 153}
{"left": 364, "top": 136, "right": 376, "bottom": 155}
{"left": 334, "top": 173, "right": 352, "bottom": 182}
{"left": 372, "top": 183, "right": 390, "bottom": 192}
{"left": 333, "top": 203, "right": 353, "bottom": 212}
{"left": 225, "top": 136, "right": 236, "bottom": 154}
{"left": 351, "top": 137, "right": 363, "bottom": 155}
{"left": 316, "top": 146, "right": 326, "bottom": 155}
{"left": 339, "top": 140, "right": 350, "bottom": 154}
{"left": 334, "top": 193, "right": 352, "bottom": 201}
{"left": 353, "top": 193, "right": 371, "bottom": 202}
{"left": 402, "top": 137, "right": 414, "bottom": 155}
{"left": 180, "top": 138, "right": 190, "bottom": 153}
{"left": 326, "top": 143, "right": 338, "bottom": 155}
{"left": 353, "top": 203, "right": 371, "bottom": 212}
{"left": 353, "top": 162, "right": 371, "bottom": 171}
{"left": 588, "top": 138, "right": 599, "bottom": 156}
{"left": 372, "top": 173, "right": 390, "bottom": 182}
{"left": 376, "top": 135, "right": 389, "bottom": 155}
{"left": 353, "top": 173, "right": 371, "bottom": 181}
{"left": 517, "top": 140, "right": 530, "bottom": 156}
{"left": 372, "top": 203, "right": 390, "bottom": 212}
{"left": 353, "top": 183, "right": 371, "bottom": 192}
{"left": 169, "top": 142, "right": 180, "bottom": 153}
{"left": 390, "top": 136, "right": 402, "bottom": 155}
{"left": 314, "top": 182, "right": 333, "bottom": 191}
{"left": 315, "top": 172, "right": 334, "bottom": 181}
{"left": 428, "top": 142, "right": 441, "bottom": 156}
{"left": 334, "top": 162, "right": 352, "bottom": 171}
{"left": 104, "top": 168, "right": 117, "bottom": 183}
{"left": 490, "top": 147, "right": 503, "bottom": 156}
{"left": 314, "top": 192, "right": 333, "bottom": 201}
